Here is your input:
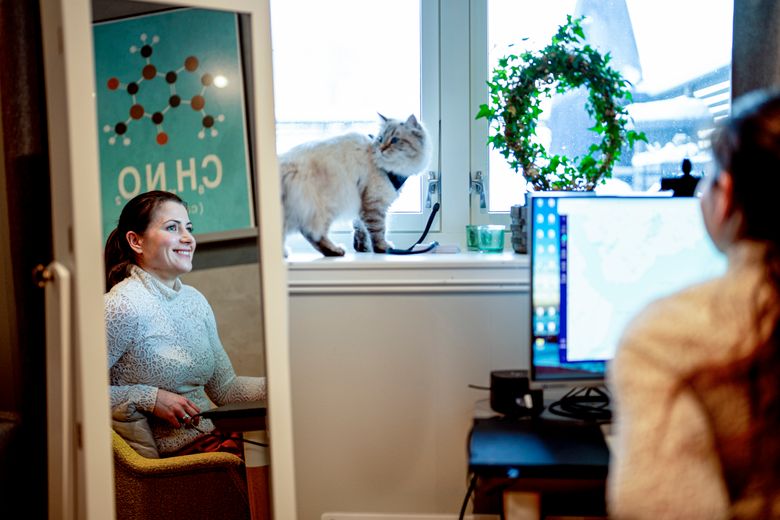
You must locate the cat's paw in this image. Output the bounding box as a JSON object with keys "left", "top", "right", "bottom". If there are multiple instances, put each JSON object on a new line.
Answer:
{"left": 304, "top": 232, "right": 346, "bottom": 257}
{"left": 372, "top": 240, "right": 392, "bottom": 253}
{"left": 353, "top": 228, "right": 370, "bottom": 252}
{"left": 353, "top": 237, "right": 371, "bottom": 252}
{"left": 321, "top": 245, "right": 346, "bottom": 257}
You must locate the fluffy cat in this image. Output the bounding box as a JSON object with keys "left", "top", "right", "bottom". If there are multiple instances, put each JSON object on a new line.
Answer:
{"left": 279, "top": 114, "right": 432, "bottom": 256}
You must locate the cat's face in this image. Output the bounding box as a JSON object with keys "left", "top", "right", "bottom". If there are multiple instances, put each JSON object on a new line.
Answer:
{"left": 372, "top": 114, "right": 431, "bottom": 175}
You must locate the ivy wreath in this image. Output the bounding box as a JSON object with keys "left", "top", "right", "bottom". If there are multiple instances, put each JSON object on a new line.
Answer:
{"left": 476, "top": 16, "right": 645, "bottom": 191}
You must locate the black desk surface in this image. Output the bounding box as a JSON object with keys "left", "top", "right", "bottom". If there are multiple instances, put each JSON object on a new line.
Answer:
{"left": 468, "top": 417, "right": 610, "bottom": 480}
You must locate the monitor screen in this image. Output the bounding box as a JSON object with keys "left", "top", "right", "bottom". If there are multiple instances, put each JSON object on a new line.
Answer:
{"left": 529, "top": 193, "right": 728, "bottom": 384}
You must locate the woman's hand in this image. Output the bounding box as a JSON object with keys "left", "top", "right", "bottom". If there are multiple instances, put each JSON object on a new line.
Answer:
{"left": 153, "top": 389, "right": 201, "bottom": 428}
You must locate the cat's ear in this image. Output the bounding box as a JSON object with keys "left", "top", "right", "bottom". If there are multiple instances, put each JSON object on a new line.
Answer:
{"left": 377, "top": 112, "right": 389, "bottom": 122}
{"left": 406, "top": 114, "right": 420, "bottom": 127}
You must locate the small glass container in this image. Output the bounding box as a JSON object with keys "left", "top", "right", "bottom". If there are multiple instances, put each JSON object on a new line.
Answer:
{"left": 466, "top": 225, "right": 480, "bottom": 251}
{"left": 477, "top": 225, "right": 506, "bottom": 252}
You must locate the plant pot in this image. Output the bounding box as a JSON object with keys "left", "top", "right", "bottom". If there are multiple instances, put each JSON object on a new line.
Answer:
{"left": 510, "top": 203, "right": 528, "bottom": 254}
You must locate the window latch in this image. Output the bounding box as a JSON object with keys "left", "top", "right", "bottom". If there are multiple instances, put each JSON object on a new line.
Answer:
{"left": 425, "top": 171, "right": 440, "bottom": 208}
{"left": 470, "top": 170, "right": 487, "bottom": 210}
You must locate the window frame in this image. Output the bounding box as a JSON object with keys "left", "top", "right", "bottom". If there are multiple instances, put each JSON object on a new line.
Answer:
{"left": 468, "top": 0, "right": 509, "bottom": 226}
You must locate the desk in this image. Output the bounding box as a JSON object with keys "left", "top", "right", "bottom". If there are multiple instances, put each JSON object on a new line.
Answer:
{"left": 199, "top": 402, "right": 270, "bottom": 520}
{"left": 468, "top": 417, "right": 610, "bottom": 519}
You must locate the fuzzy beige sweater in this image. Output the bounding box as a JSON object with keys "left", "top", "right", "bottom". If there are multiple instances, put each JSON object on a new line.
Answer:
{"left": 608, "top": 241, "right": 779, "bottom": 519}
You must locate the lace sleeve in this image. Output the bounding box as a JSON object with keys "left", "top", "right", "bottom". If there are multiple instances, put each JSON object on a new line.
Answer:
{"left": 202, "top": 299, "right": 267, "bottom": 405}
{"left": 105, "top": 291, "right": 158, "bottom": 412}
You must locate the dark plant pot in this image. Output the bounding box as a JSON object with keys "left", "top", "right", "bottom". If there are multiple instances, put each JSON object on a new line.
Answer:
{"left": 510, "top": 203, "right": 528, "bottom": 254}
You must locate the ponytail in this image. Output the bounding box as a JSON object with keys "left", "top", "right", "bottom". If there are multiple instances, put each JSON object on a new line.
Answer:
{"left": 104, "top": 227, "right": 136, "bottom": 291}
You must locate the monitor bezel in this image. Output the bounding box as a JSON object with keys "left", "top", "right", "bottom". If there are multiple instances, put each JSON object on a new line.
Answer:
{"left": 528, "top": 191, "right": 604, "bottom": 388}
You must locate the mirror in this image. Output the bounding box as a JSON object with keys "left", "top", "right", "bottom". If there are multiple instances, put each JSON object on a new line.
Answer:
{"left": 89, "top": 0, "right": 295, "bottom": 517}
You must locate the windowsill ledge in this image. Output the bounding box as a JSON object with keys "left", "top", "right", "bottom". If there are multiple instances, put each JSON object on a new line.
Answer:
{"left": 287, "top": 251, "right": 530, "bottom": 295}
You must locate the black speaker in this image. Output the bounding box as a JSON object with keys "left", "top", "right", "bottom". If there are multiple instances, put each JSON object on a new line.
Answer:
{"left": 489, "top": 370, "right": 544, "bottom": 417}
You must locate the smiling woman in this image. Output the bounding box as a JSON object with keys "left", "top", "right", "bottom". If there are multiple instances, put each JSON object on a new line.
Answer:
{"left": 104, "top": 191, "right": 194, "bottom": 290}
{"left": 103, "top": 190, "right": 266, "bottom": 454}
{"left": 112, "top": 195, "right": 196, "bottom": 288}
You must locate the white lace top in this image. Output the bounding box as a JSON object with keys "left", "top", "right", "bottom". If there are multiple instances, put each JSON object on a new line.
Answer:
{"left": 105, "top": 266, "right": 266, "bottom": 454}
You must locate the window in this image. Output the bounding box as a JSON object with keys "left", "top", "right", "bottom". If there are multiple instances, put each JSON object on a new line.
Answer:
{"left": 269, "top": 0, "right": 437, "bottom": 234}
{"left": 475, "top": 0, "right": 734, "bottom": 214}
{"left": 269, "top": 0, "right": 734, "bottom": 253}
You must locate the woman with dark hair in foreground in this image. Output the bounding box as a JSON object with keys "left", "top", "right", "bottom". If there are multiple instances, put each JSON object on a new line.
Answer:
{"left": 609, "top": 90, "right": 780, "bottom": 519}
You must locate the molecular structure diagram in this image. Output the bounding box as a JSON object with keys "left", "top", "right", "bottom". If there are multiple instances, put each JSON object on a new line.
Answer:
{"left": 103, "top": 33, "right": 225, "bottom": 146}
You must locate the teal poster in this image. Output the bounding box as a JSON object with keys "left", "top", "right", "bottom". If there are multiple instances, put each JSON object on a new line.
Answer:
{"left": 94, "top": 8, "right": 254, "bottom": 241}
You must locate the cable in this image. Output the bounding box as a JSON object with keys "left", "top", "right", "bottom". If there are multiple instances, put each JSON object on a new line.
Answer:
{"left": 387, "top": 241, "right": 439, "bottom": 255}
{"left": 415, "top": 202, "right": 439, "bottom": 245}
{"left": 547, "top": 386, "right": 612, "bottom": 421}
{"left": 387, "top": 202, "right": 440, "bottom": 255}
{"left": 467, "top": 384, "right": 490, "bottom": 391}
{"left": 458, "top": 472, "right": 477, "bottom": 520}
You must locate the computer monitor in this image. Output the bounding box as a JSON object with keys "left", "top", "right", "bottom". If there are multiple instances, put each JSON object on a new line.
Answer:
{"left": 529, "top": 192, "right": 728, "bottom": 385}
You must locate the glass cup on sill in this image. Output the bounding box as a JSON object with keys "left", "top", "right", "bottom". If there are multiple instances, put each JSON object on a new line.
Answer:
{"left": 477, "top": 225, "right": 506, "bottom": 252}
{"left": 466, "top": 225, "right": 480, "bottom": 251}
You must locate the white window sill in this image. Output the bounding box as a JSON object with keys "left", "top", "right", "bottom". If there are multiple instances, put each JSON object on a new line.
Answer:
{"left": 286, "top": 251, "right": 530, "bottom": 295}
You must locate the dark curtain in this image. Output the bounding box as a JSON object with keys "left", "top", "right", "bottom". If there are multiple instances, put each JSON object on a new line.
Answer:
{"left": 733, "top": 0, "right": 780, "bottom": 97}
{"left": 0, "top": 0, "right": 53, "bottom": 517}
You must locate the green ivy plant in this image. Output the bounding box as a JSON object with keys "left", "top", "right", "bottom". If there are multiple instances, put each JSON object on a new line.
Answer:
{"left": 476, "top": 15, "right": 646, "bottom": 191}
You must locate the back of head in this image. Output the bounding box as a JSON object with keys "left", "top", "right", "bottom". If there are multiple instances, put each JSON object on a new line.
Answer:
{"left": 104, "top": 190, "right": 185, "bottom": 291}
{"left": 707, "top": 89, "right": 780, "bottom": 514}
{"left": 712, "top": 89, "right": 780, "bottom": 245}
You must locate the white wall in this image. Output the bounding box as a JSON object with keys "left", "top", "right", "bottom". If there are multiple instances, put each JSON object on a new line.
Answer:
{"left": 288, "top": 254, "right": 528, "bottom": 519}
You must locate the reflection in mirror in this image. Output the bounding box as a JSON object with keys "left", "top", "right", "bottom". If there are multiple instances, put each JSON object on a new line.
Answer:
{"left": 92, "top": 1, "right": 275, "bottom": 518}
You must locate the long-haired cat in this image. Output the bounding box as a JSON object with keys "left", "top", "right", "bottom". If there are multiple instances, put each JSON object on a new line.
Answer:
{"left": 279, "top": 114, "right": 432, "bottom": 256}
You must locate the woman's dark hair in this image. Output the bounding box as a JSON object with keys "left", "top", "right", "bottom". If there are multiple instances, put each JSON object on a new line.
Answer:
{"left": 695, "top": 90, "right": 780, "bottom": 515}
{"left": 712, "top": 89, "right": 780, "bottom": 246}
{"left": 104, "top": 190, "right": 186, "bottom": 291}
{"left": 711, "top": 89, "right": 780, "bottom": 306}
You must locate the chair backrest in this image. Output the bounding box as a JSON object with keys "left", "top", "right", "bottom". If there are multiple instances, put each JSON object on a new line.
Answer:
{"left": 112, "top": 430, "right": 251, "bottom": 520}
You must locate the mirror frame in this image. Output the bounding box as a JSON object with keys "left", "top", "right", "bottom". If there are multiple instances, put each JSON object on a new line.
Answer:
{"left": 39, "top": 0, "right": 296, "bottom": 517}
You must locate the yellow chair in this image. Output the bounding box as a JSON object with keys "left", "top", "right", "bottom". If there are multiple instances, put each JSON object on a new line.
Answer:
{"left": 112, "top": 430, "right": 251, "bottom": 520}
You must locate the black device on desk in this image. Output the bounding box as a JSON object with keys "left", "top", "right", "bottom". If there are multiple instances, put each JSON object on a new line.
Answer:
{"left": 468, "top": 416, "right": 610, "bottom": 517}
{"left": 469, "top": 417, "right": 609, "bottom": 478}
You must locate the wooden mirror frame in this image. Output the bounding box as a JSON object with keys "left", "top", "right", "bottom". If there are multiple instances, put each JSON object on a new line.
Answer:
{"left": 38, "top": 0, "right": 295, "bottom": 517}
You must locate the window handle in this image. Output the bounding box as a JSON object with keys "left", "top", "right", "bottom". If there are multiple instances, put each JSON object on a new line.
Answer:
{"left": 425, "top": 171, "right": 440, "bottom": 208}
{"left": 470, "top": 171, "right": 487, "bottom": 210}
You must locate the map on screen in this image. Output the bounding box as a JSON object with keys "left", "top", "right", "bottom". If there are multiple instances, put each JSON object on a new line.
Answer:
{"left": 530, "top": 193, "right": 728, "bottom": 383}
{"left": 562, "top": 197, "right": 727, "bottom": 362}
